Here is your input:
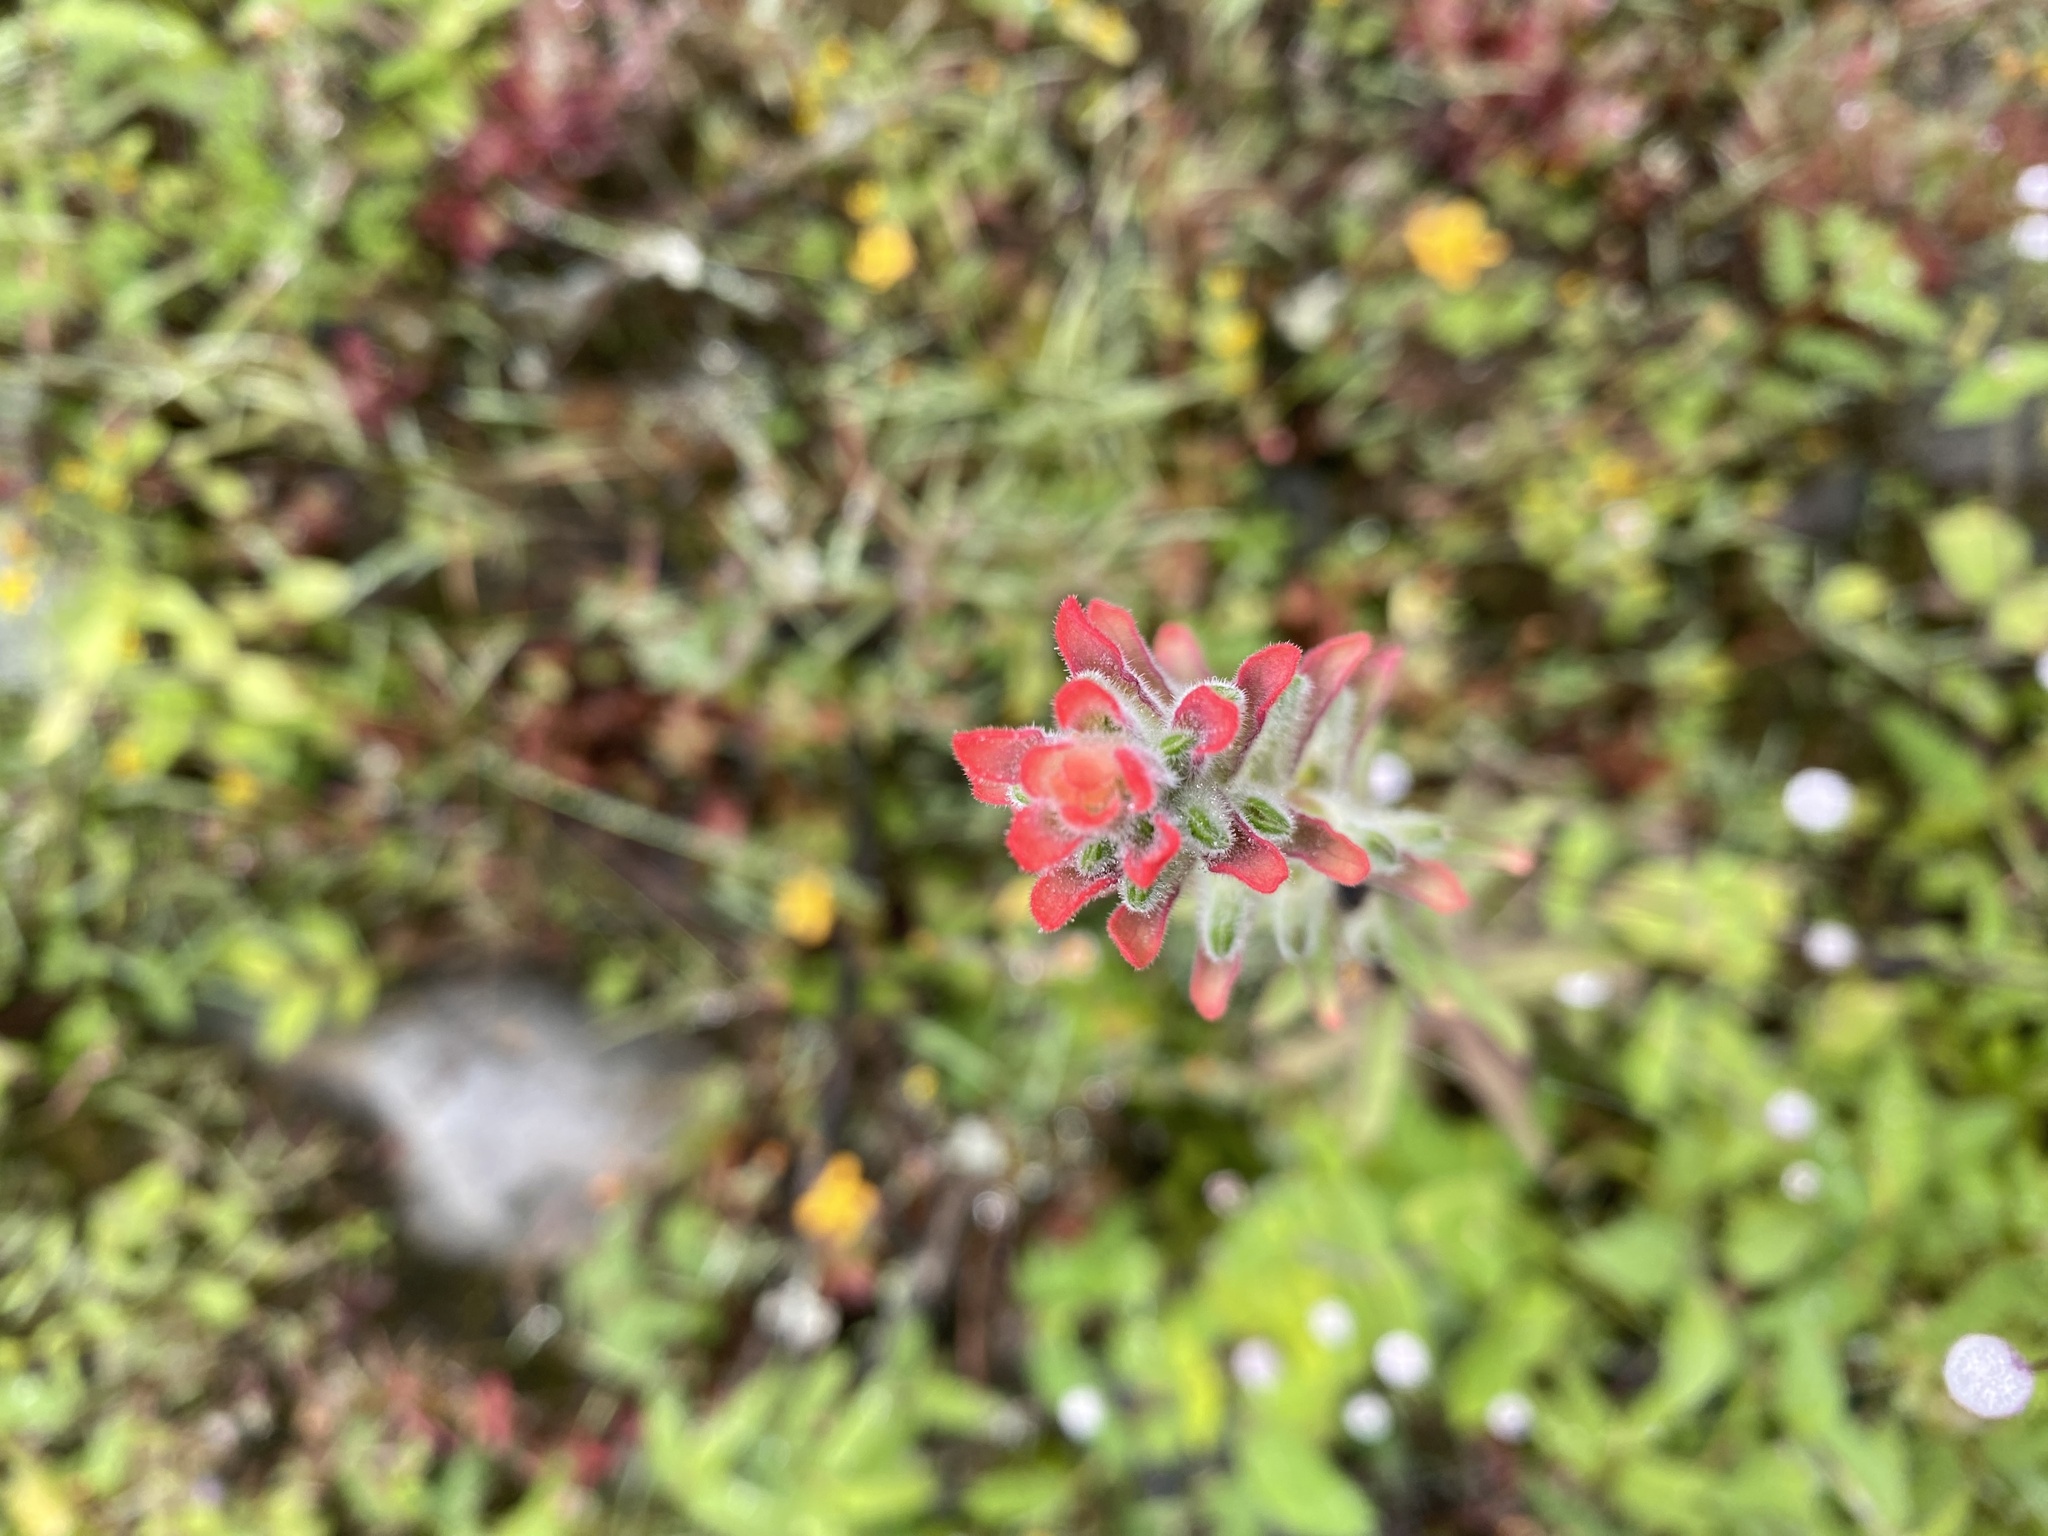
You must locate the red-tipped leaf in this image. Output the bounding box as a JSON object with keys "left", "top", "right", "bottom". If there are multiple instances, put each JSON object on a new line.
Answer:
{"left": 1053, "top": 677, "right": 1129, "bottom": 732}
{"left": 1123, "top": 817, "right": 1182, "bottom": 889}
{"left": 1006, "top": 803, "right": 1083, "bottom": 872}
{"left": 1286, "top": 814, "right": 1372, "bottom": 885}
{"left": 1382, "top": 855, "right": 1468, "bottom": 914}
{"left": 1301, "top": 632, "right": 1374, "bottom": 698}
{"left": 1106, "top": 884, "right": 1180, "bottom": 969}
{"left": 1172, "top": 684, "right": 1241, "bottom": 757}
{"left": 1188, "top": 947, "right": 1243, "bottom": 1021}
{"left": 1233, "top": 642, "right": 1301, "bottom": 727}
{"left": 1054, "top": 595, "right": 1143, "bottom": 692}
{"left": 1152, "top": 622, "right": 1209, "bottom": 686}
{"left": 1086, "top": 599, "right": 1171, "bottom": 702}
{"left": 953, "top": 726, "right": 1047, "bottom": 806}
{"left": 1208, "top": 814, "right": 1290, "bottom": 894}
{"left": 1030, "top": 867, "right": 1117, "bottom": 931}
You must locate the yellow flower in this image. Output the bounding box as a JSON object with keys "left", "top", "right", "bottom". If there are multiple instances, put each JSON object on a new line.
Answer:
{"left": 843, "top": 179, "right": 886, "bottom": 223}
{"left": 1065, "top": 3, "right": 1139, "bottom": 66}
{"left": 105, "top": 738, "right": 147, "bottom": 782}
{"left": 817, "top": 36, "right": 853, "bottom": 78}
{"left": 901, "top": 1063, "right": 940, "bottom": 1107}
{"left": 1995, "top": 49, "right": 2026, "bottom": 82}
{"left": 791, "top": 76, "right": 824, "bottom": 137}
{"left": 1402, "top": 200, "right": 1510, "bottom": 293}
{"left": 848, "top": 222, "right": 917, "bottom": 291}
{"left": 1554, "top": 270, "right": 1595, "bottom": 309}
{"left": 774, "top": 868, "right": 837, "bottom": 946}
{"left": 1589, "top": 453, "right": 1642, "bottom": 499}
{"left": 0, "top": 567, "right": 36, "bottom": 615}
{"left": 1203, "top": 267, "right": 1245, "bottom": 304}
{"left": 214, "top": 767, "right": 262, "bottom": 810}
{"left": 1205, "top": 310, "right": 1263, "bottom": 362}
{"left": 793, "top": 1152, "right": 880, "bottom": 1248}
{"left": 54, "top": 459, "right": 92, "bottom": 493}
{"left": 967, "top": 57, "right": 1003, "bottom": 95}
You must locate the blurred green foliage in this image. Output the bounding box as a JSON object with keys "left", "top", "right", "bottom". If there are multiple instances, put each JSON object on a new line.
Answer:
{"left": 9, "top": 0, "right": 2048, "bottom": 1531}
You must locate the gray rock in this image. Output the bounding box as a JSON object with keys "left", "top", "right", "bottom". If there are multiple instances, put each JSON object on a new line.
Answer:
{"left": 292, "top": 975, "right": 699, "bottom": 1266}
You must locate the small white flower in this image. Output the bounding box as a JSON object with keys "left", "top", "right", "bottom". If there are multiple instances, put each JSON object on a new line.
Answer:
{"left": 1056, "top": 1384, "right": 1109, "bottom": 1442}
{"left": 1553, "top": 970, "right": 1613, "bottom": 1011}
{"left": 1307, "top": 1297, "right": 1357, "bottom": 1348}
{"left": 1273, "top": 271, "right": 1349, "bottom": 352}
{"left": 1801, "top": 920, "right": 1860, "bottom": 972}
{"left": 1366, "top": 751, "right": 1414, "bottom": 806}
{"left": 1341, "top": 1391, "right": 1394, "bottom": 1444}
{"left": 971, "top": 1188, "right": 1016, "bottom": 1232}
{"left": 1603, "top": 500, "right": 1655, "bottom": 550}
{"left": 1483, "top": 1390, "right": 1536, "bottom": 1443}
{"left": 1780, "top": 1160, "right": 1824, "bottom": 1203}
{"left": 1763, "top": 1088, "right": 1819, "bottom": 1142}
{"left": 1231, "top": 1338, "right": 1284, "bottom": 1393}
{"left": 1372, "top": 1329, "right": 1432, "bottom": 1390}
{"left": 1835, "top": 99, "right": 1870, "bottom": 131}
{"left": 1782, "top": 768, "right": 1854, "bottom": 834}
{"left": 2020, "top": 165, "right": 2048, "bottom": 212}
{"left": 1944, "top": 1333, "right": 2036, "bottom": 1420}
{"left": 945, "top": 1117, "right": 1009, "bottom": 1179}
{"left": 755, "top": 1278, "right": 840, "bottom": 1353}
{"left": 1203, "top": 1170, "right": 1249, "bottom": 1215}
{"left": 2014, "top": 214, "right": 2048, "bottom": 264}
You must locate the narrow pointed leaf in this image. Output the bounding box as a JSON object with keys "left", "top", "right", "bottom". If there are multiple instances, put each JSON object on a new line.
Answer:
{"left": 1086, "top": 599, "right": 1171, "bottom": 701}
{"left": 1153, "top": 621, "right": 1209, "bottom": 685}
{"left": 1233, "top": 642, "right": 1302, "bottom": 726}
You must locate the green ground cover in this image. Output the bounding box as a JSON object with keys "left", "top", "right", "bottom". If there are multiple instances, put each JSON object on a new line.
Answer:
{"left": 8, "top": 0, "right": 2048, "bottom": 1530}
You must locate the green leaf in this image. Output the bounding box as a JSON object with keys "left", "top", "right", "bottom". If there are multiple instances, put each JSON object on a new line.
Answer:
{"left": 1936, "top": 343, "right": 2048, "bottom": 426}
{"left": 1924, "top": 501, "right": 2031, "bottom": 605}
{"left": 1627, "top": 1286, "right": 1737, "bottom": 1434}
{"left": 1862, "top": 1050, "right": 1930, "bottom": 1220}
{"left": 1600, "top": 855, "right": 1795, "bottom": 991}
{"left": 1988, "top": 573, "right": 2048, "bottom": 651}
{"left": 1719, "top": 1197, "right": 1818, "bottom": 1288}
{"left": 1571, "top": 1212, "right": 1689, "bottom": 1307}
{"left": 1812, "top": 563, "right": 1889, "bottom": 626}
{"left": 1760, "top": 209, "right": 1814, "bottom": 308}
{"left": 1235, "top": 1427, "right": 1376, "bottom": 1536}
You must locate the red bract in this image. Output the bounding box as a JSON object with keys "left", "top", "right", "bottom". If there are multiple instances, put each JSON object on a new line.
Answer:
{"left": 956, "top": 597, "right": 1420, "bottom": 1016}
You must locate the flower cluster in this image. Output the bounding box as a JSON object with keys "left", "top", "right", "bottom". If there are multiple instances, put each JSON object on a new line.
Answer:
{"left": 956, "top": 599, "right": 1463, "bottom": 1018}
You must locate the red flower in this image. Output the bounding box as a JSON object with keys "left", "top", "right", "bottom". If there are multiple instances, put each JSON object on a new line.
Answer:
{"left": 1019, "top": 740, "right": 1155, "bottom": 828}
{"left": 956, "top": 597, "right": 1441, "bottom": 1017}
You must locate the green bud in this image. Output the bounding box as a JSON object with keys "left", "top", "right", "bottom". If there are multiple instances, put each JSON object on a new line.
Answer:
{"left": 1159, "top": 730, "right": 1196, "bottom": 760}
{"left": 1240, "top": 795, "right": 1291, "bottom": 838}
{"left": 1183, "top": 804, "right": 1230, "bottom": 852}
{"left": 1079, "top": 839, "right": 1117, "bottom": 875}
